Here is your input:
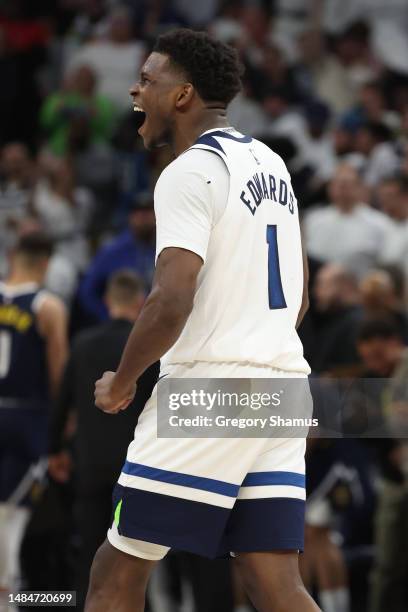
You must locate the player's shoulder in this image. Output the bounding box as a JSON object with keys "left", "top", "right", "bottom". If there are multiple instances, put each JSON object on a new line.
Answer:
{"left": 33, "top": 289, "right": 66, "bottom": 318}
{"left": 252, "top": 137, "right": 289, "bottom": 174}
{"left": 156, "top": 147, "right": 227, "bottom": 191}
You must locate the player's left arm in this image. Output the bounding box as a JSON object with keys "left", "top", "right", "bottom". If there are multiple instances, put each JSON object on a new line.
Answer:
{"left": 37, "top": 295, "right": 69, "bottom": 399}
{"left": 95, "top": 247, "right": 202, "bottom": 413}
{"left": 296, "top": 242, "right": 309, "bottom": 329}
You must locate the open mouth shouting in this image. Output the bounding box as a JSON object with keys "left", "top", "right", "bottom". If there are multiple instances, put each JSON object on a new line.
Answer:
{"left": 132, "top": 101, "right": 147, "bottom": 136}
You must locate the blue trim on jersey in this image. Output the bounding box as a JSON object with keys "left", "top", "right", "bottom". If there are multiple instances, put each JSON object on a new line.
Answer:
{"left": 209, "top": 130, "right": 252, "bottom": 143}
{"left": 122, "top": 460, "right": 239, "bottom": 497}
{"left": 194, "top": 134, "right": 226, "bottom": 154}
{"left": 242, "top": 471, "right": 305, "bottom": 488}
{"left": 194, "top": 130, "right": 253, "bottom": 155}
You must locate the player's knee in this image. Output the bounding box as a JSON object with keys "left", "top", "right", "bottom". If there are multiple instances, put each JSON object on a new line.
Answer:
{"left": 87, "top": 542, "right": 115, "bottom": 597}
{"left": 235, "top": 552, "right": 303, "bottom": 600}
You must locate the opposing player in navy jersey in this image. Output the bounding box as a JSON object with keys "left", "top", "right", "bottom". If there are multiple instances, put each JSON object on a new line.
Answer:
{"left": 87, "top": 29, "right": 319, "bottom": 612}
{"left": 0, "top": 232, "right": 68, "bottom": 595}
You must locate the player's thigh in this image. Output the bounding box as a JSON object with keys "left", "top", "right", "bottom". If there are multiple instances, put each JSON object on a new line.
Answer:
{"left": 89, "top": 538, "right": 158, "bottom": 592}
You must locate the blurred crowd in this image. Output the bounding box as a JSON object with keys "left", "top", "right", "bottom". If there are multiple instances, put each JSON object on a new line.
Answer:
{"left": 1, "top": 0, "right": 408, "bottom": 611}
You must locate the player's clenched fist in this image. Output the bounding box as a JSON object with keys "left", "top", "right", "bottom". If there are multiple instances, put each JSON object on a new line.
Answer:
{"left": 94, "top": 371, "right": 136, "bottom": 414}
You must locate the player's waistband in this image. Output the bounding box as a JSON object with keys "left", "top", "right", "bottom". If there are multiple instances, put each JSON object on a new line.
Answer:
{"left": 160, "top": 360, "right": 310, "bottom": 378}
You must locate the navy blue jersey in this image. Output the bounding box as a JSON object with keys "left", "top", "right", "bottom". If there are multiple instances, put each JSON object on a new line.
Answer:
{"left": 0, "top": 282, "right": 49, "bottom": 405}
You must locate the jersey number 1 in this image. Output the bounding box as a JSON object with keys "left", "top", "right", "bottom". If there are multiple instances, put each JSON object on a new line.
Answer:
{"left": 266, "top": 225, "right": 287, "bottom": 309}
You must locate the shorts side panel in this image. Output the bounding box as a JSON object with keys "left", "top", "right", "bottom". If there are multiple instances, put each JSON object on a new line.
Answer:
{"left": 221, "top": 497, "right": 305, "bottom": 554}
{"left": 112, "top": 483, "right": 231, "bottom": 558}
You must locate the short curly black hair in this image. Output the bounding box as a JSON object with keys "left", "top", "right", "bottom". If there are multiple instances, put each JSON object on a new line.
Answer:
{"left": 154, "top": 28, "right": 243, "bottom": 105}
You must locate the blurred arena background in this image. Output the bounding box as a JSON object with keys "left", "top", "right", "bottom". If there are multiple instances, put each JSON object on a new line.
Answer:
{"left": 0, "top": 0, "right": 408, "bottom": 611}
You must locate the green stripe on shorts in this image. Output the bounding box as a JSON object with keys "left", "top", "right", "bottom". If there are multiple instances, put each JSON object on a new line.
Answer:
{"left": 114, "top": 499, "right": 122, "bottom": 527}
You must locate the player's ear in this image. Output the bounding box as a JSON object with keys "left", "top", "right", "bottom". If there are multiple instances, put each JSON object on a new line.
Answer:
{"left": 175, "top": 83, "right": 194, "bottom": 109}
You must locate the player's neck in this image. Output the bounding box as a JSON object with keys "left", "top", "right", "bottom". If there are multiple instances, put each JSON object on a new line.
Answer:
{"left": 172, "top": 108, "right": 229, "bottom": 157}
{"left": 6, "top": 269, "right": 43, "bottom": 286}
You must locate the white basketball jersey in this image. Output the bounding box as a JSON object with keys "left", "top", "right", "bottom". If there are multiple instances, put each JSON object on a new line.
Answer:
{"left": 156, "top": 127, "right": 310, "bottom": 374}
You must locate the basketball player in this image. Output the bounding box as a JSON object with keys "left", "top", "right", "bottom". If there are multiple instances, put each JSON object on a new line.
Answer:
{"left": 87, "top": 29, "right": 319, "bottom": 612}
{"left": 0, "top": 232, "right": 68, "bottom": 595}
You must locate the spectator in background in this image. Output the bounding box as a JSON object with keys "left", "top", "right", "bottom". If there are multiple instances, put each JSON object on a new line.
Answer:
{"left": 40, "top": 64, "right": 116, "bottom": 157}
{"left": 251, "top": 42, "right": 303, "bottom": 102}
{"left": 67, "top": 6, "right": 146, "bottom": 113}
{"left": 331, "top": 21, "right": 378, "bottom": 95}
{"left": 0, "top": 232, "right": 68, "bottom": 600}
{"left": 301, "top": 99, "right": 336, "bottom": 191}
{"left": 60, "top": 0, "right": 109, "bottom": 55}
{"left": 296, "top": 29, "right": 357, "bottom": 114}
{"left": 264, "top": 98, "right": 336, "bottom": 196}
{"left": 66, "top": 110, "right": 117, "bottom": 236}
{"left": 397, "top": 104, "right": 408, "bottom": 156}
{"left": 331, "top": 118, "right": 358, "bottom": 161}
{"left": 353, "top": 318, "right": 406, "bottom": 428}
{"left": 355, "top": 121, "right": 399, "bottom": 188}
{"left": 239, "top": 3, "right": 272, "bottom": 64}
{"left": 261, "top": 86, "right": 308, "bottom": 162}
{"left": 342, "top": 81, "right": 400, "bottom": 133}
{"left": 303, "top": 164, "right": 390, "bottom": 278}
{"left": 351, "top": 319, "right": 408, "bottom": 612}
{"left": 302, "top": 437, "right": 353, "bottom": 612}
{"left": 359, "top": 269, "right": 408, "bottom": 342}
{"left": 172, "top": 0, "right": 219, "bottom": 28}
{"left": 133, "top": 0, "right": 187, "bottom": 36}
{"left": 369, "top": 341, "right": 408, "bottom": 612}
{"left": 227, "top": 79, "right": 267, "bottom": 138}
{"left": 33, "top": 155, "right": 94, "bottom": 274}
{"left": 78, "top": 196, "right": 155, "bottom": 322}
{"left": 377, "top": 177, "right": 408, "bottom": 288}
{"left": 0, "top": 143, "right": 35, "bottom": 277}
{"left": 13, "top": 215, "right": 79, "bottom": 308}
{"left": 308, "top": 263, "right": 362, "bottom": 374}
{"left": 208, "top": 0, "right": 244, "bottom": 47}
{"left": 49, "top": 270, "right": 159, "bottom": 610}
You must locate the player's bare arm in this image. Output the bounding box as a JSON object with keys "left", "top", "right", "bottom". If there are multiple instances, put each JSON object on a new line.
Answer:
{"left": 37, "top": 294, "right": 69, "bottom": 399}
{"left": 94, "top": 247, "right": 202, "bottom": 414}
